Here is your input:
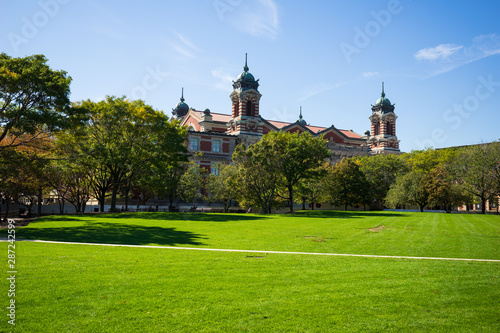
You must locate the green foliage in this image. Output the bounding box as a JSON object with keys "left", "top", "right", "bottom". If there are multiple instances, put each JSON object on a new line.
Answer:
{"left": 45, "top": 156, "right": 92, "bottom": 213}
{"left": 206, "top": 164, "right": 239, "bottom": 212}
{"left": 355, "top": 153, "right": 406, "bottom": 209}
{"left": 275, "top": 131, "right": 331, "bottom": 212}
{"left": 178, "top": 162, "right": 207, "bottom": 204}
{"left": 423, "top": 166, "right": 468, "bottom": 212}
{"left": 63, "top": 96, "right": 188, "bottom": 211}
{"left": 386, "top": 170, "right": 429, "bottom": 211}
{"left": 449, "top": 142, "right": 500, "bottom": 213}
{"left": 233, "top": 136, "right": 285, "bottom": 214}
{"left": 295, "top": 162, "right": 330, "bottom": 210}
{"left": 327, "top": 158, "right": 370, "bottom": 210}
{"left": 0, "top": 53, "right": 75, "bottom": 148}
{"left": 233, "top": 131, "right": 330, "bottom": 213}
{"left": 404, "top": 147, "right": 458, "bottom": 173}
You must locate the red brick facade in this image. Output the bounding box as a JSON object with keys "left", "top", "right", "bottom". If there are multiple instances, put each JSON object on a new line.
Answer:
{"left": 173, "top": 59, "right": 400, "bottom": 174}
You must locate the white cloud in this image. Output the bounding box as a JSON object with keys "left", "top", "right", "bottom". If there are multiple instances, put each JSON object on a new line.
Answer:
{"left": 170, "top": 31, "right": 200, "bottom": 58}
{"left": 224, "top": 0, "right": 279, "bottom": 39}
{"left": 414, "top": 34, "right": 500, "bottom": 77}
{"left": 211, "top": 69, "right": 234, "bottom": 92}
{"left": 362, "top": 71, "right": 380, "bottom": 78}
{"left": 414, "top": 44, "right": 463, "bottom": 61}
{"left": 174, "top": 32, "right": 200, "bottom": 52}
{"left": 171, "top": 44, "right": 195, "bottom": 58}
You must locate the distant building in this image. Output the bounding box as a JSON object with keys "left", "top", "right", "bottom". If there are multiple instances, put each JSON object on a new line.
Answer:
{"left": 173, "top": 55, "right": 400, "bottom": 174}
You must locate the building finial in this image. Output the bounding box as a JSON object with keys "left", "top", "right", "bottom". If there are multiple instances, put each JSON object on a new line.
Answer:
{"left": 381, "top": 82, "right": 385, "bottom": 98}
{"left": 243, "top": 53, "right": 249, "bottom": 72}
{"left": 180, "top": 87, "right": 185, "bottom": 102}
{"left": 299, "top": 106, "right": 303, "bottom": 120}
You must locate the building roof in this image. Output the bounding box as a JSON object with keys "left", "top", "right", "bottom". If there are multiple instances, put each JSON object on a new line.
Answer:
{"left": 264, "top": 119, "right": 362, "bottom": 139}
{"left": 187, "top": 110, "right": 232, "bottom": 123}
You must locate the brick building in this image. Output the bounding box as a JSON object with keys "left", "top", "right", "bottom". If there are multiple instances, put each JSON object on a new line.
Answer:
{"left": 172, "top": 55, "right": 400, "bottom": 174}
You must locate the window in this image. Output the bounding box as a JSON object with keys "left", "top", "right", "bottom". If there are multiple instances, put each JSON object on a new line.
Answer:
{"left": 212, "top": 140, "right": 221, "bottom": 153}
{"left": 211, "top": 167, "right": 219, "bottom": 176}
{"left": 234, "top": 103, "right": 239, "bottom": 117}
{"left": 246, "top": 100, "right": 253, "bottom": 117}
{"left": 190, "top": 138, "right": 199, "bottom": 151}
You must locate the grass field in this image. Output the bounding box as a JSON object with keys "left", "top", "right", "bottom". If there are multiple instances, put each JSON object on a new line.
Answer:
{"left": 1, "top": 211, "right": 499, "bottom": 332}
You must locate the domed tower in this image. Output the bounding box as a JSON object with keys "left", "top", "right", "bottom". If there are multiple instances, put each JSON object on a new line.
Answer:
{"left": 296, "top": 106, "right": 308, "bottom": 126}
{"left": 172, "top": 88, "right": 190, "bottom": 119}
{"left": 368, "top": 83, "right": 400, "bottom": 154}
{"left": 227, "top": 54, "right": 263, "bottom": 141}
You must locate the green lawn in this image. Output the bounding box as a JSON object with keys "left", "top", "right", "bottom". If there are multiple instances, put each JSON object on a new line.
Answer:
{"left": 1, "top": 211, "right": 499, "bottom": 332}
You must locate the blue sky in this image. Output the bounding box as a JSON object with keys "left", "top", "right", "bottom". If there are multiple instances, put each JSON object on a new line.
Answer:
{"left": 2, "top": 0, "right": 500, "bottom": 152}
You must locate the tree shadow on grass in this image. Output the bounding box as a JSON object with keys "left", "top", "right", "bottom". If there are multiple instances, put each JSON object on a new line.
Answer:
{"left": 90, "top": 212, "right": 270, "bottom": 223}
{"left": 16, "top": 222, "right": 207, "bottom": 246}
{"left": 289, "top": 210, "right": 409, "bottom": 219}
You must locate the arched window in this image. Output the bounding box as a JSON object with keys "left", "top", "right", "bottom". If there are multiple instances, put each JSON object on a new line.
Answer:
{"left": 375, "top": 122, "right": 380, "bottom": 135}
{"left": 246, "top": 100, "right": 253, "bottom": 117}
{"left": 234, "top": 102, "right": 240, "bottom": 117}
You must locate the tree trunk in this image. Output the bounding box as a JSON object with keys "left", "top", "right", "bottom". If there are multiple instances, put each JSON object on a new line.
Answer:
{"left": 99, "top": 188, "right": 106, "bottom": 212}
{"left": 2, "top": 201, "right": 9, "bottom": 222}
{"left": 37, "top": 187, "right": 43, "bottom": 217}
{"left": 58, "top": 197, "right": 65, "bottom": 215}
{"left": 124, "top": 188, "right": 130, "bottom": 211}
{"left": 111, "top": 185, "right": 119, "bottom": 212}
{"left": 481, "top": 197, "right": 486, "bottom": 214}
{"left": 288, "top": 186, "right": 294, "bottom": 213}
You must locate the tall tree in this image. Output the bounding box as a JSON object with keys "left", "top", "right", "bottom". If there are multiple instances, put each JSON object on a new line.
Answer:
{"left": 385, "top": 170, "right": 429, "bottom": 212}
{"left": 355, "top": 153, "right": 406, "bottom": 209}
{"left": 206, "top": 164, "right": 240, "bottom": 213}
{"left": 68, "top": 96, "right": 187, "bottom": 212}
{"left": 178, "top": 162, "right": 206, "bottom": 206}
{"left": 295, "top": 162, "right": 330, "bottom": 210}
{"left": 327, "top": 158, "right": 370, "bottom": 210}
{"left": 233, "top": 131, "right": 329, "bottom": 213}
{"left": 275, "top": 132, "right": 331, "bottom": 213}
{"left": 450, "top": 143, "right": 499, "bottom": 214}
{"left": 423, "top": 166, "right": 468, "bottom": 213}
{"left": 0, "top": 53, "right": 75, "bottom": 149}
{"left": 233, "top": 139, "right": 283, "bottom": 214}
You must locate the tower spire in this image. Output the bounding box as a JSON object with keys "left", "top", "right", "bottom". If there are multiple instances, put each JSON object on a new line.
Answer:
{"left": 180, "top": 87, "right": 185, "bottom": 102}
{"left": 243, "top": 53, "right": 249, "bottom": 72}
{"left": 299, "top": 106, "right": 303, "bottom": 120}
{"left": 381, "top": 82, "right": 385, "bottom": 98}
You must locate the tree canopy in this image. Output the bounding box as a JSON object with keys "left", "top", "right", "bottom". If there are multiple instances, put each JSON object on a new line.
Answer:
{"left": 58, "top": 96, "right": 188, "bottom": 212}
{"left": 232, "top": 131, "right": 330, "bottom": 213}
{"left": 0, "top": 53, "right": 75, "bottom": 149}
